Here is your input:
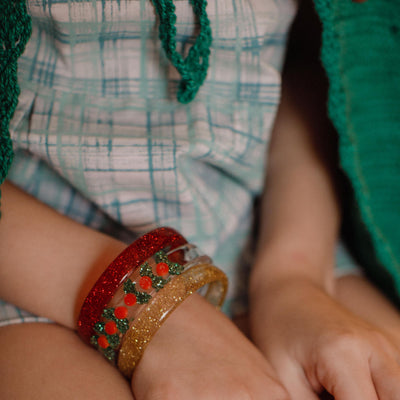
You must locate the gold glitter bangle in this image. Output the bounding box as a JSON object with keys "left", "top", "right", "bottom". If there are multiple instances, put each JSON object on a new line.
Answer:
{"left": 117, "top": 263, "right": 228, "bottom": 378}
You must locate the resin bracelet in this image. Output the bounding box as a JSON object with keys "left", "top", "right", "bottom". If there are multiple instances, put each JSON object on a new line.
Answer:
{"left": 77, "top": 227, "right": 187, "bottom": 344}
{"left": 88, "top": 243, "right": 212, "bottom": 363}
{"left": 118, "top": 263, "right": 228, "bottom": 378}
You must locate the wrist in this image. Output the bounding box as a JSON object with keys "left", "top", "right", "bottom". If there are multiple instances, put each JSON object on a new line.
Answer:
{"left": 249, "top": 246, "right": 335, "bottom": 299}
{"left": 249, "top": 272, "right": 318, "bottom": 310}
{"left": 74, "top": 237, "right": 128, "bottom": 323}
{"left": 77, "top": 228, "right": 228, "bottom": 378}
{"left": 249, "top": 275, "right": 329, "bottom": 345}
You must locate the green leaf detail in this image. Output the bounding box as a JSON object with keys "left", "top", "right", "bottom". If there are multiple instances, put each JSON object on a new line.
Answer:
{"left": 140, "top": 261, "right": 153, "bottom": 277}
{"left": 154, "top": 251, "right": 169, "bottom": 264}
{"left": 107, "top": 333, "right": 120, "bottom": 349}
{"left": 123, "top": 278, "right": 136, "bottom": 294}
{"left": 102, "top": 308, "right": 115, "bottom": 320}
{"left": 93, "top": 322, "right": 105, "bottom": 334}
{"left": 155, "top": 250, "right": 184, "bottom": 275}
{"left": 124, "top": 278, "right": 152, "bottom": 304}
{"left": 136, "top": 291, "right": 152, "bottom": 304}
{"left": 90, "top": 335, "right": 99, "bottom": 348}
{"left": 152, "top": 275, "right": 170, "bottom": 291}
{"left": 169, "top": 262, "right": 184, "bottom": 275}
{"left": 139, "top": 252, "right": 180, "bottom": 290}
{"left": 116, "top": 318, "right": 129, "bottom": 334}
{"left": 102, "top": 347, "right": 116, "bottom": 362}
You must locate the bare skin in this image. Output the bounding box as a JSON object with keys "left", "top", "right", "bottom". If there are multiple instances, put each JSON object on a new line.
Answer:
{"left": 336, "top": 275, "right": 400, "bottom": 347}
{"left": 1, "top": 1, "right": 398, "bottom": 399}
{"left": 248, "top": 2, "right": 400, "bottom": 399}
{"left": 0, "top": 323, "right": 134, "bottom": 400}
{"left": 236, "top": 275, "right": 400, "bottom": 399}
{"left": 0, "top": 183, "right": 288, "bottom": 400}
{"left": 0, "top": 294, "right": 288, "bottom": 400}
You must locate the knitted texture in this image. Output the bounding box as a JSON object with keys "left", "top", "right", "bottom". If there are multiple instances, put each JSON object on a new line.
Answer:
{"left": 152, "top": 0, "right": 212, "bottom": 103}
{"left": 0, "top": 0, "right": 32, "bottom": 203}
{"left": 314, "top": 0, "right": 400, "bottom": 303}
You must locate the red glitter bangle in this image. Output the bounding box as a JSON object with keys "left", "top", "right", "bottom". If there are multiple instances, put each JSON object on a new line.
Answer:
{"left": 77, "top": 227, "right": 187, "bottom": 343}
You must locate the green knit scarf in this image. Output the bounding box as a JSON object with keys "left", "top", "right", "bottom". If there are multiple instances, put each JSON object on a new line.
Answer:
{"left": 314, "top": 0, "right": 400, "bottom": 305}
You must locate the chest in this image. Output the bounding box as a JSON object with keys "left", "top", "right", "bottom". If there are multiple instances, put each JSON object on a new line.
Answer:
{"left": 27, "top": 0, "right": 295, "bottom": 49}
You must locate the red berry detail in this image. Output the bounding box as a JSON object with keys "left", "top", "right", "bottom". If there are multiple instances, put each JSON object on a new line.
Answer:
{"left": 156, "top": 262, "right": 169, "bottom": 276}
{"left": 98, "top": 335, "right": 109, "bottom": 349}
{"left": 114, "top": 306, "right": 128, "bottom": 319}
{"left": 124, "top": 293, "right": 137, "bottom": 306}
{"left": 139, "top": 276, "right": 152, "bottom": 290}
{"left": 105, "top": 321, "right": 118, "bottom": 335}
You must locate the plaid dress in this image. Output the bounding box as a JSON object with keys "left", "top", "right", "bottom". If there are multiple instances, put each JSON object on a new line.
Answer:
{"left": 2, "top": 0, "right": 300, "bottom": 324}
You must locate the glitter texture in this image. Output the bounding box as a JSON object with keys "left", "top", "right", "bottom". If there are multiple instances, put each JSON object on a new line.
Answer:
{"left": 78, "top": 227, "right": 187, "bottom": 343}
{"left": 86, "top": 243, "right": 211, "bottom": 363}
{"left": 117, "top": 263, "right": 228, "bottom": 378}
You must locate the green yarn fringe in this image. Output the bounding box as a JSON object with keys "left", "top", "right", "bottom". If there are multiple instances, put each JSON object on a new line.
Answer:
{"left": 152, "top": 0, "right": 212, "bottom": 103}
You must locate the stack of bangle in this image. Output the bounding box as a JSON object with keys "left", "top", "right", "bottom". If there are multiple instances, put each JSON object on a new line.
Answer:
{"left": 77, "top": 227, "right": 228, "bottom": 379}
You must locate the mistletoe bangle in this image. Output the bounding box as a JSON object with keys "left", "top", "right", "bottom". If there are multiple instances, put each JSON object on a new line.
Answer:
{"left": 77, "top": 227, "right": 187, "bottom": 343}
{"left": 118, "top": 263, "right": 228, "bottom": 378}
{"left": 88, "top": 242, "right": 212, "bottom": 363}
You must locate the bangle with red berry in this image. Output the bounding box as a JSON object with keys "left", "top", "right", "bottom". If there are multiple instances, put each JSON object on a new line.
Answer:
{"left": 77, "top": 227, "right": 227, "bottom": 374}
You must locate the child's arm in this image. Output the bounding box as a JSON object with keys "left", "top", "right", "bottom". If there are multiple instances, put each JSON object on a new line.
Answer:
{"left": 249, "top": 1, "right": 400, "bottom": 399}
{"left": 0, "top": 181, "right": 289, "bottom": 399}
{"left": 0, "top": 180, "right": 126, "bottom": 327}
{"left": 249, "top": 0, "right": 339, "bottom": 302}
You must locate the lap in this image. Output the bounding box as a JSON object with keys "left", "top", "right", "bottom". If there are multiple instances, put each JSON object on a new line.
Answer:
{"left": 0, "top": 323, "right": 134, "bottom": 400}
{"left": 1, "top": 276, "right": 399, "bottom": 400}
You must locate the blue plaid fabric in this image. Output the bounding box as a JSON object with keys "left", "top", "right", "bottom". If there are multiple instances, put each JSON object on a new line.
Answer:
{"left": 6, "top": 0, "right": 349, "bottom": 326}
{"left": 2, "top": 0, "right": 360, "bottom": 326}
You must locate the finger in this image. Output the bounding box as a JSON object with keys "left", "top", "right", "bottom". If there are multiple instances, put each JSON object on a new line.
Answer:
{"left": 316, "top": 356, "right": 378, "bottom": 400}
{"left": 370, "top": 352, "right": 400, "bottom": 400}
{"left": 245, "top": 358, "right": 292, "bottom": 400}
{"left": 284, "top": 374, "right": 320, "bottom": 400}
{"left": 252, "top": 373, "right": 292, "bottom": 400}
{"left": 269, "top": 353, "right": 319, "bottom": 400}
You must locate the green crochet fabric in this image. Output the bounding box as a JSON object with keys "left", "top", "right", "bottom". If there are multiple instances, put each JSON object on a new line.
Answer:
{"left": 0, "top": 1, "right": 32, "bottom": 203}
{"left": 152, "top": 0, "right": 212, "bottom": 104}
{"left": 314, "top": 0, "right": 400, "bottom": 304}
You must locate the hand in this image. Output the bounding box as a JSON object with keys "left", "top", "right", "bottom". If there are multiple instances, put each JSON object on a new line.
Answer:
{"left": 250, "top": 278, "right": 400, "bottom": 400}
{"left": 131, "top": 293, "right": 290, "bottom": 400}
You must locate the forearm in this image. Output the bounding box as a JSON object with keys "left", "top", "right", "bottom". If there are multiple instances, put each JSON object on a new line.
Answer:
{"left": 250, "top": 2, "right": 340, "bottom": 296}
{"left": 0, "top": 180, "right": 126, "bottom": 329}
